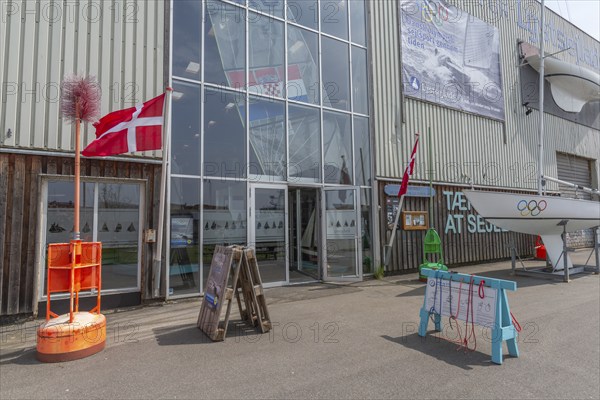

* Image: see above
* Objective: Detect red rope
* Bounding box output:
[478,279,486,299]
[510,311,522,332]
[449,278,464,346]
[459,276,477,353]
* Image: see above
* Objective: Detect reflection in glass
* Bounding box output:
[287,0,318,30]
[289,188,320,283]
[321,0,348,40]
[288,104,321,182]
[205,0,245,87]
[249,96,286,180]
[249,0,284,18]
[360,189,372,274]
[325,189,358,278]
[287,26,319,105]
[46,182,94,245]
[353,116,371,187]
[204,87,246,178]
[253,188,286,283]
[349,0,367,46]
[202,180,247,288]
[170,177,201,296]
[249,13,285,99]
[171,81,201,176]
[352,46,369,114]
[323,111,353,185]
[322,37,350,110]
[98,183,140,290]
[172,1,201,80]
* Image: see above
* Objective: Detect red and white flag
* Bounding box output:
[82,93,165,157]
[398,134,420,196]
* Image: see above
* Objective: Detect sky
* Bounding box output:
[545,0,600,41]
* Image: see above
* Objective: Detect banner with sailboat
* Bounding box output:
[400,0,505,121]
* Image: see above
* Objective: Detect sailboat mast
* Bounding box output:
[537,0,546,195]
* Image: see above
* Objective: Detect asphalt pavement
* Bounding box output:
[1,250,599,399]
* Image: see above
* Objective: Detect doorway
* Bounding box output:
[289,188,321,283]
[249,184,288,286]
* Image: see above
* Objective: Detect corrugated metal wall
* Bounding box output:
[379,182,535,273]
[556,152,593,200]
[371,0,600,191]
[0,152,161,317]
[0,0,165,157]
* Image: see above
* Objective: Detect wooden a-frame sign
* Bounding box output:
[197,245,271,341]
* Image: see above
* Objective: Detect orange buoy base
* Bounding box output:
[36,312,106,363]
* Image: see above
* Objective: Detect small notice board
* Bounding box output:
[425,277,497,328]
[402,211,429,231]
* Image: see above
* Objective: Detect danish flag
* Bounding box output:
[398,134,420,196]
[82,93,165,157]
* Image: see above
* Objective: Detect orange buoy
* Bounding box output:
[37,312,106,363]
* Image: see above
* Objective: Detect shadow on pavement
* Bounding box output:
[0,348,39,366]
[153,320,263,346]
[395,285,426,298]
[382,333,498,371]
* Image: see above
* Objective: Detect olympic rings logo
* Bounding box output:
[517,199,547,217]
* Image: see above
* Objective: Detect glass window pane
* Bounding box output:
[288,104,321,182]
[352,46,369,114]
[360,188,372,274]
[205,0,245,88]
[287,0,318,30]
[287,26,319,105]
[253,188,286,283]
[171,81,201,176]
[353,116,371,186]
[204,87,246,178]
[202,180,247,288]
[170,177,201,296]
[321,0,348,40]
[249,13,285,98]
[46,181,93,245]
[322,37,350,110]
[349,0,366,46]
[323,111,352,185]
[45,181,94,295]
[325,189,358,278]
[98,183,140,291]
[249,0,284,18]
[173,1,201,80]
[249,96,286,180]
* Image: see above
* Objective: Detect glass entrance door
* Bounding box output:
[249,184,288,286]
[289,188,320,283]
[322,188,361,281]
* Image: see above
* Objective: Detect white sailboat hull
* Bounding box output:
[464,191,600,270]
[463,191,600,235]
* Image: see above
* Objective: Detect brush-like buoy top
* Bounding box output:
[60,74,101,123]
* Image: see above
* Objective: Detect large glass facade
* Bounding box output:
[170,0,371,296]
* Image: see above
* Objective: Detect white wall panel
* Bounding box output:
[0,0,165,158]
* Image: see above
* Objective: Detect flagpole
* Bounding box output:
[384,194,406,267]
[153,88,172,298]
[383,133,419,267]
[74,99,81,241]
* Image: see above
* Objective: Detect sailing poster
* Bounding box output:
[400,0,505,121]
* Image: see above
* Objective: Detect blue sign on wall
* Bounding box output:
[384,185,435,197]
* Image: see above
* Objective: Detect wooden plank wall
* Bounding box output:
[379,182,536,273]
[0,153,160,317]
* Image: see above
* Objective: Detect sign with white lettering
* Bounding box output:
[442,191,506,234]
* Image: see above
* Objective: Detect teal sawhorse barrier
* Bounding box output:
[418,268,519,365]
